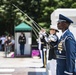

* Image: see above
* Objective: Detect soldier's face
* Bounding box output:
[50,29,56,34]
[57,21,69,32]
[57,21,66,30]
[8,37,11,40]
[21,33,23,36]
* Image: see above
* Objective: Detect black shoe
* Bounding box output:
[40,66,45,68]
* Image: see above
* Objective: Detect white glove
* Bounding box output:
[43,48,46,52]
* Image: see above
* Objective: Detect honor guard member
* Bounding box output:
[18,32,26,55]
[47,25,59,60]
[56,14,76,75]
[39,28,47,68]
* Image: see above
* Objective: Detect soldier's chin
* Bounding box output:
[58,27,62,30]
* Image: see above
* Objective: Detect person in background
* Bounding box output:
[56,14,76,75]
[18,32,26,55]
[0,36,2,51]
[5,36,12,54]
[0,35,6,51]
[11,36,15,51]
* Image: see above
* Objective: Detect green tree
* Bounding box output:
[0,0,76,36]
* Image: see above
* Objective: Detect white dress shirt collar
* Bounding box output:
[61,29,68,36]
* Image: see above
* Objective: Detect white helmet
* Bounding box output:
[50,25,59,32]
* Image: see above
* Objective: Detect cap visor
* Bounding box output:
[58,20,66,23]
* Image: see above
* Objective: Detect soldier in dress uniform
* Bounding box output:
[47,25,59,60]
[18,32,26,55]
[56,14,76,75]
[38,28,47,68]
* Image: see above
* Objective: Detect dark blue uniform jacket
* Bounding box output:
[56,29,76,75]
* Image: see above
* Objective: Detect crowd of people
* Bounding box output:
[0,35,15,54]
